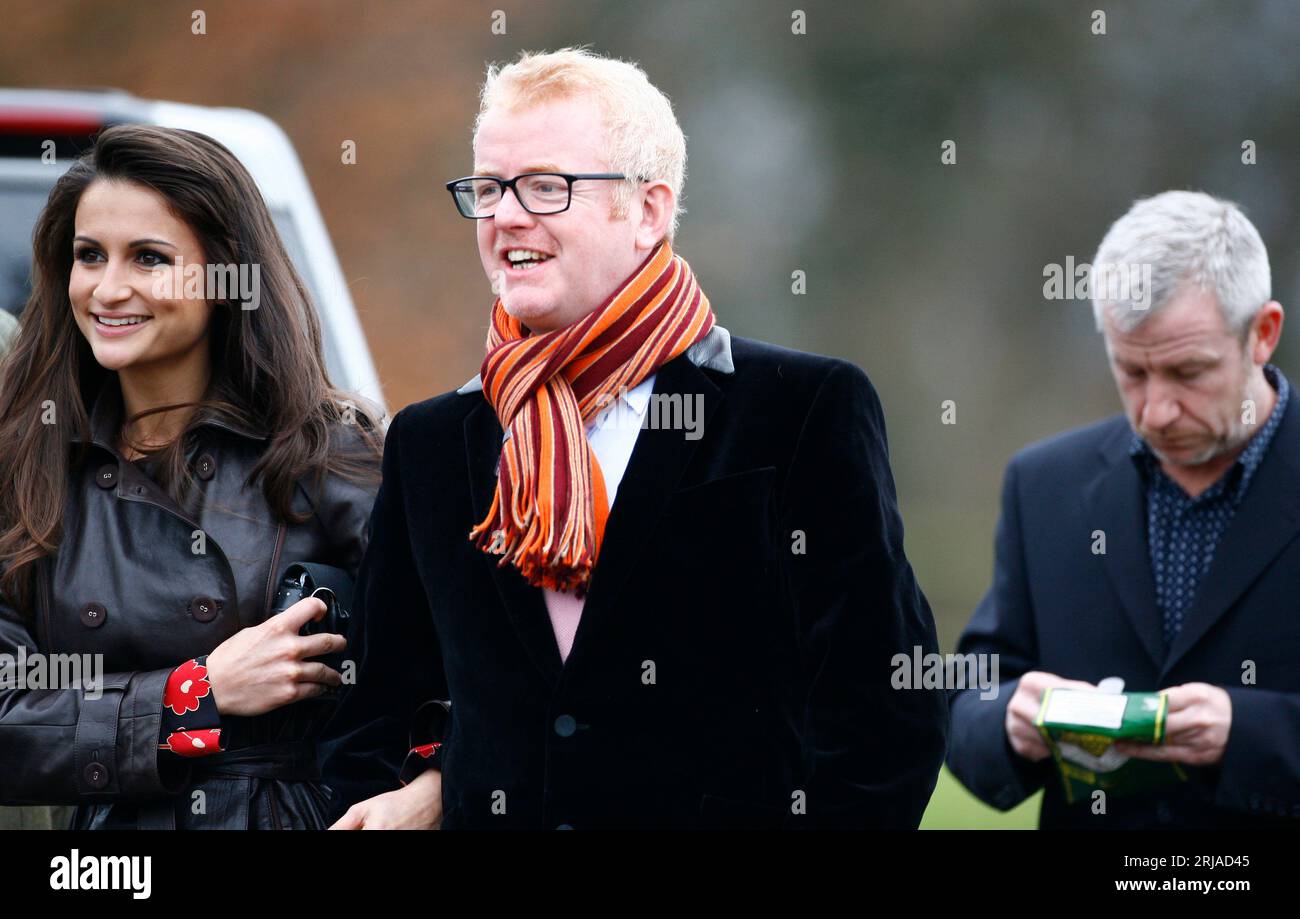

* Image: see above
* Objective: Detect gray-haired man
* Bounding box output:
[948,190,1299,828]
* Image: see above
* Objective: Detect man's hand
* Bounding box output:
[329,769,443,830]
[1005,671,1097,761]
[1115,683,1232,766]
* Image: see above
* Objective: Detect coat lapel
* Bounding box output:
[1162,397,1300,675]
[565,354,724,673]
[1083,424,1165,670]
[463,397,564,686]
[461,354,726,683]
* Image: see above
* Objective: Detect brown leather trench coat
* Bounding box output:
[0,380,378,829]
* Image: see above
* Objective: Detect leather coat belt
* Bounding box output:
[137,741,320,830]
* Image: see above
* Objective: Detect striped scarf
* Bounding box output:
[469,240,715,594]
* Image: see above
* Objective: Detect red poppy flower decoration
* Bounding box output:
[164,658,213,716]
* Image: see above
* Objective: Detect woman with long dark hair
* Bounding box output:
[0,124,383,829]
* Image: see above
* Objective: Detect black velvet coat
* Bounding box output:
[322,336,948,829]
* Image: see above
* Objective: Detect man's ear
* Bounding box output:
[634,180,675,250]
[1250,300,1285,365]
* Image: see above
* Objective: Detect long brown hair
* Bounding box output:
[0,124,383,615]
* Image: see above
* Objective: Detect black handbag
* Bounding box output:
[271,562,353,677]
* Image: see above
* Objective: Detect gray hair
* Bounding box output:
[1090,190,1271,336]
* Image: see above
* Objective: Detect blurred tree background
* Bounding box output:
[3,0,1296,827]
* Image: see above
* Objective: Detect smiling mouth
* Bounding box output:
[503,249,554,271]
[94,315,151,327]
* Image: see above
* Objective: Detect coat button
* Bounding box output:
[95,464,117,489]
[80,603,107,628]
[83,762,109,789]
[554,714,577,737]
[189,596,220,623]
[195,454,216,481]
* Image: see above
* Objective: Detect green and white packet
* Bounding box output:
[1034,680,1186,803]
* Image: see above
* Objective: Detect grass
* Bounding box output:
[919,766,1041,829]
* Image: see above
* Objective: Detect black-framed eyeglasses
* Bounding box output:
[445,172,630,218]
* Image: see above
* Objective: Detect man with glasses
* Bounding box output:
[448,172,630,220]
[322,47,946,830]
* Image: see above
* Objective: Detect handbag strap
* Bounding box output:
[281,562,354,612]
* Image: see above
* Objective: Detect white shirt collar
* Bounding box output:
[615,375,655,418]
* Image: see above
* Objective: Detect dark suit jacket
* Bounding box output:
[321,335,947,829]
[948,397,1300,828]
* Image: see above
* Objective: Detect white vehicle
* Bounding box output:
[0,88,383,409]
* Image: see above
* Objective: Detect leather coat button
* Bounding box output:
[195,454,216,481]
[80,603,107,628]
[189,596,220,623]
[83,762,109,789]
[554,714,577,737]
[95,465,117,489]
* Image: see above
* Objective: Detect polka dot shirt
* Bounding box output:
[1129,365,1290,651]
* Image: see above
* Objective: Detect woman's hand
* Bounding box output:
[330,769,443,830]
[205,597,346,717]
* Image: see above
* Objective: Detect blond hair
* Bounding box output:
[474,46,687,240]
